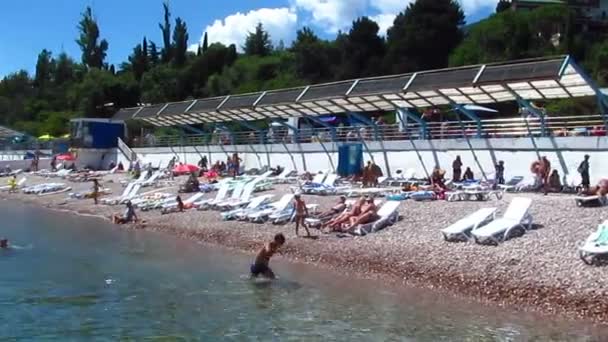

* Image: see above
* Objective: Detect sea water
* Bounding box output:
[0,201,605,341]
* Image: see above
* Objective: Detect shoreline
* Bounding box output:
[3,174,608,324]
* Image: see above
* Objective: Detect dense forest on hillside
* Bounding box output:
[0,0,607,137]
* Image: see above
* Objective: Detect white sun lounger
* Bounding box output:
[247,194,294,223]
[575,194,608,207]
[221,194,274,221]
[141,170,163,186]
[196,183,231,209]
[472,197,533,244]
[120,184,141,203]
[441,207,498,241]
[269,169,295,183]
[101,182,136,205]
[163,192,206,209]
[212,180,249,210]
[498,176,524,192]
[217,178,267,211]
[579,221,608,265]
[349,201,401,236]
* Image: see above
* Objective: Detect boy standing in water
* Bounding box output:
[0,238,8,248]
[293,194,311,237]
[250,233,286,279]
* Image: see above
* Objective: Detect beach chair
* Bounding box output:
[120,184,141,203]
[305,174,342,195]
[141,170,162,186]
[349,201,401,236]
[498,176,524,192]
[441,207,498,241]
[574,194,608,207]
[247,194,294,223]
[217,178,267,211]
[221,195,274,221]
[269,169,295,184]
[196,183,231,210]
[211,180,249,210]
[161,192,206,214]
[471,197,533,244]
[101,182,136,205]
[579,221,608,265]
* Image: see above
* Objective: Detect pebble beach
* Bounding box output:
[2,172,608,324]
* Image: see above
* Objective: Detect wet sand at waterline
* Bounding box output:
[2,173,608,324]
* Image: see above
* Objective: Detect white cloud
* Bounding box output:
[458,0,496,16]
[370,13,396,36]
[291,0,368,33]
[190,7,298,52]
[370,0,412,14]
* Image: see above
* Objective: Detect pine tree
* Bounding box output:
[172,17,189,66]
[76,6,109,69]
[142,37,149,67]
[243,23,273,56]
[148,41,160,65]
[34,49,54,89]
[159,1,172,63]
[202,32,209,52]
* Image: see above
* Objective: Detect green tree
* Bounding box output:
[128,43,148,81]
[54,53,78,85]
[172,17,189,66]
[76,6,109,69]
[202,32,209,52]
[291,27,332,82]
[496,0,511,13]
[385,0,465,73]
[148,41,160,65]
[159,1,172,63]
[588,40,608,86]
[340,17,385,78]
[243,23,273,56]
[450,5,574,66]
[34,49,54,89]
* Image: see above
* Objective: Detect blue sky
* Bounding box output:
[0,0,495,77]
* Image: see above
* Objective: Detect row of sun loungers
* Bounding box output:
[0,177,26,191]
[22,183,71,195]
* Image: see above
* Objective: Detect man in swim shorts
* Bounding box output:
[250,233,285,279]
[318,196,347,220]
[1,238,8,248]
[112,201,138,224]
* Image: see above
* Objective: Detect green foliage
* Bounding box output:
[172,18,189,66]
[340,17,385,79]
[385,0,465,73]
[244,23,273,56]
[496,0,511,13]
[450,5,575,66]
[76,7,109,69]
[159,1,172,63]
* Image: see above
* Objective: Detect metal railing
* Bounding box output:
[134,114,608,148]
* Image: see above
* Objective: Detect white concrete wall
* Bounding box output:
[89,136,608,184]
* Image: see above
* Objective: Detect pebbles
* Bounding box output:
[4,174,608,322]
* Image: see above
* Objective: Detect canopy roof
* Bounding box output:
[0,125,25,139]
[114,55,600,127]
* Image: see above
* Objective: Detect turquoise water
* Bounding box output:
[0,202,605,341]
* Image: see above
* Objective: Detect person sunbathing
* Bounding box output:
[317,196,347,220]
[323,197,365,231]
[578,179,608,197]
[343,197,379,230]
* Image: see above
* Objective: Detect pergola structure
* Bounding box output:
[113,55,608,133]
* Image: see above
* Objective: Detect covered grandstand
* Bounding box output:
[113,55,606,139]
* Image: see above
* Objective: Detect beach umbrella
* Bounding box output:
[173,163,200,174]
[38,134,55,140]
[56,153,76,161]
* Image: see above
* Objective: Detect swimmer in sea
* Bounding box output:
[1,238,8,248]
[250,233,285,279]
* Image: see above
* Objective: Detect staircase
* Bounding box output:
[117,137,137,162]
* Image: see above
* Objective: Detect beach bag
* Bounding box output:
[387,193,408,201]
